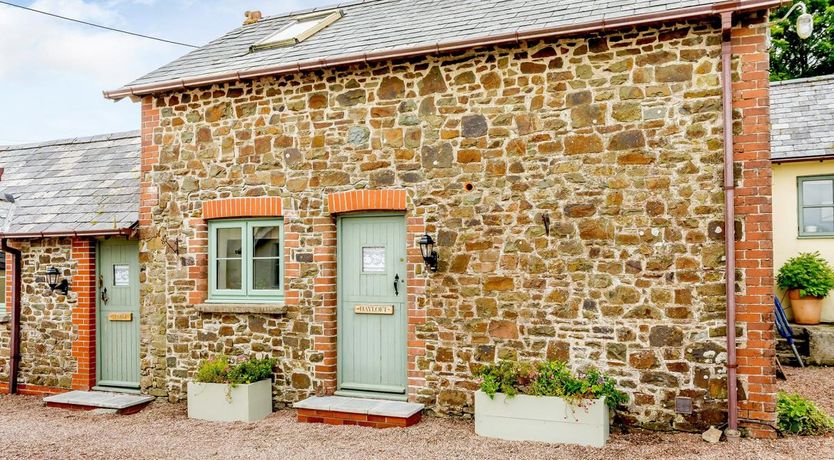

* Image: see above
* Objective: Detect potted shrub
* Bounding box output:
[187,355,276,422]
[777,252,834,325]
[474,360,626,447]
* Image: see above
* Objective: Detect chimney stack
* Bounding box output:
[243,10,262,25]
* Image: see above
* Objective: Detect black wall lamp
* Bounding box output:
[418,233,439,272]
[45,266,70,295]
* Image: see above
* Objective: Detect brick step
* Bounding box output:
[295,396,423,428]
[43,390,154,415]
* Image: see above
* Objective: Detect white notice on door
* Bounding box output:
[113,264,130,286]
[362,247,385,272]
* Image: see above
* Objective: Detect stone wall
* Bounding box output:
[0,237,98,394]
[139,16,771,430]
[0,239,76,390]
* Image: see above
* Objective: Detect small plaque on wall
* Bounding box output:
[108,312,133,321]
[354,304,394,315]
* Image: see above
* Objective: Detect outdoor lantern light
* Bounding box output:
[784,2,814,40]
[45,266,69,295]
[418,233,438,272]
[763,1,814,48]
[796,7,814,39]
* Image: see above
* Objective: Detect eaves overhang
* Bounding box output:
[103,0,785,101]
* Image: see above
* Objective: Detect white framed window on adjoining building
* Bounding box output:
[798,175,834,237]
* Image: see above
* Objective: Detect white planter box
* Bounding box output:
[187,379,273,422]
[474,390,609,447]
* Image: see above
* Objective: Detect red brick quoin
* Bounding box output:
[70,238,97,391]
[731,13,776,439]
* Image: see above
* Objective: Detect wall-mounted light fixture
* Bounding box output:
[763,1,815,48]
[789,2,815,39]
[45,266,70,295]
[418,233,438,272]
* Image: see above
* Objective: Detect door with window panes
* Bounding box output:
[209,219,283,302]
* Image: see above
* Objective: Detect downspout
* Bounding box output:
[1,239,21,394]
[719,11,739,433]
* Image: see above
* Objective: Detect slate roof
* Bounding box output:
[0,131,140,235]
[120,0,768,91]
[771,74,834,161]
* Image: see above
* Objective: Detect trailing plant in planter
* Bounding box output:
[475,360,626,447]
[777,252,834,324]
[479,360,627,409]
[194,355,277,386]
[777,391,834,436]
[188,355,277,422]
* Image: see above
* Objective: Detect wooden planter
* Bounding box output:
[474,390,609,447]
[187,379,273,422]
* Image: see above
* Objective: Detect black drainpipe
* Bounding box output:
[2,239,21,394]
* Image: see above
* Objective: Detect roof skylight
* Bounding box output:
[252,10,342,50]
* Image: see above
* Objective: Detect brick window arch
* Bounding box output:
[327,190,406,214]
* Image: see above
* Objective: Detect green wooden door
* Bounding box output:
[97,239,140,388]
[338,215,407,397]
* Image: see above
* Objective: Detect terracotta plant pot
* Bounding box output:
[789,289,824,325]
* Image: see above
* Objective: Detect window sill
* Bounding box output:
[192,303,287,315]
[0,313,9,324]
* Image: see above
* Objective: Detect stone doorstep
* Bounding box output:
[295,396,424,428]
[43,391,154,415]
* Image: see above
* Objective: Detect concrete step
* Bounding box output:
[295,396,423,428]
[44,390,154,415]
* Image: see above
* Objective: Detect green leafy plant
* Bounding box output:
[194,355,232,384]
[770,0,834,81]
[777,391,834,435]
[478,360,627,410]
[777,252,834,298]
[194,355,276,385]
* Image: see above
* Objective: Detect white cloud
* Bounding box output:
[0,0,333,143]
[0,0,171,85]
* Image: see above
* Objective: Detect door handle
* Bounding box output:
[99,275,109,305]
[394,274,399,296]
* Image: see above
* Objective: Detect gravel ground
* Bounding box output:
[0,368,831,460]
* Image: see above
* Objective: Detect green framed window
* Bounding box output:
[208,218,284,302]
[798,175,834,237]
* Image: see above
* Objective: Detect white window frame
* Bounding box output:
[251,10,342,51]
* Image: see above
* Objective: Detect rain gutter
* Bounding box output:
[103,0,784,100]
[0,227,135,239]
[771,154,834,164]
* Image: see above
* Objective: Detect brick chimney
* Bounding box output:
[243,10,262,25]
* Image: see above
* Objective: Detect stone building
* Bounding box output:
[1,0,779,437]
[0,132,140,394]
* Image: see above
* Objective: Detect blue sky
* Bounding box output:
[0,0,333,143]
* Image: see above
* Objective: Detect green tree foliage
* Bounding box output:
[770,0,834,81]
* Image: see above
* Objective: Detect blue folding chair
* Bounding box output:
[775,296,804,368]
